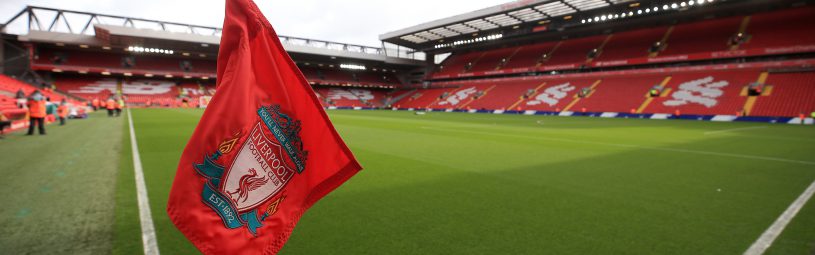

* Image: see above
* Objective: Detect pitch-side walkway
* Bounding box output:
[0,111,123,254]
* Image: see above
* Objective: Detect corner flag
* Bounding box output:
[166,0,362,253]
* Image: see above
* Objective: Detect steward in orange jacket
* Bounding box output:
[26,92,47,135]
[58,101,69,126]
[91,98,100,110]
[106,98,116,117]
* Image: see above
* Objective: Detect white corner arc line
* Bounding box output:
[743,179,815,255]
[128,109,161,255]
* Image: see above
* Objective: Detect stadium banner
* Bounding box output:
[166,0,362,253]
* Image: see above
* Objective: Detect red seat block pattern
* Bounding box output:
[751,72,815,117]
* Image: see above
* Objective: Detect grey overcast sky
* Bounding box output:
[0,0,510,47]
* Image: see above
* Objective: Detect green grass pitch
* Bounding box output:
[2,109,815,254]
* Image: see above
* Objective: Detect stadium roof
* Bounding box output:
[380,0,800,52]
[1,6,425,67]
[380,0,634,48]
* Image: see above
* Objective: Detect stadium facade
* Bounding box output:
[1,0,814,126]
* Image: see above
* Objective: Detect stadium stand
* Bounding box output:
[569,75,666,113]
[740,6,815,49]
[1,74,64,102]
[430,5,815,80]
[519,78,597,112]
[467,47,517,73]
[298,65,402,87]
[0,74,84,130]
[750,72,815,117]
[594,27,669,62]
[315,87,390,107]
[542,35,606,68]
[435,52,484,76]
[394,87,459,109]
[658,16,743,56]
[628,70,758,115]
[5,3,814,122]
[33,48,216,74]
[467,79,542,110]
[54,76,114,100]
[398,56,815,118]
[51,76,187,106]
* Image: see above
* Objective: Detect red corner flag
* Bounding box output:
[166,0,362,253]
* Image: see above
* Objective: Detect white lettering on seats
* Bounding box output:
[439,87,477,106]
[327,88,374,100]
[70,79,175,95]
[527,83,575,106]
[664,76,728,108]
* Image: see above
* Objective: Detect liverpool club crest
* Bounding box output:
[193,104,308,235]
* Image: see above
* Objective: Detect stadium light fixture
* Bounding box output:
[101,71,111,75]
[581,0,713,27]
[340,64,366,70]
[126,46,174,55]
[145,73,154,77]
[434,33,502,49]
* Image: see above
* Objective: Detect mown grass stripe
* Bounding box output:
[420,126,815,166]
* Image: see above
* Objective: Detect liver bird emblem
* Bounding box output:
[227,168,268,203]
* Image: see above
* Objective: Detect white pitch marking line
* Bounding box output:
[743,179,815,255]
[128,109,161,255]
[704,126,767,135]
